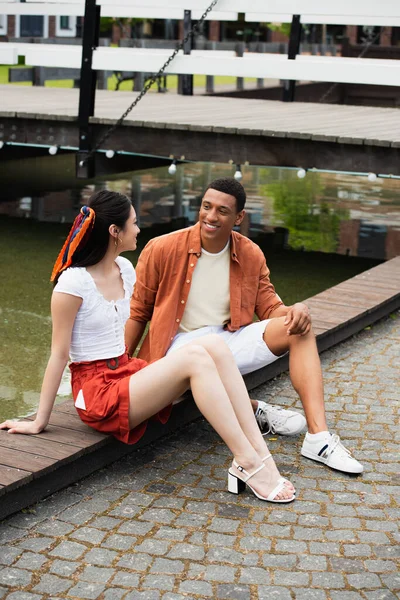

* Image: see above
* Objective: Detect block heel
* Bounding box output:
[228,471,246,494]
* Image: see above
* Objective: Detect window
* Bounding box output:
[60,16,70,30]
[0,15,6,35]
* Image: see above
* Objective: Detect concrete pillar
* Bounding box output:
[208,21,220,42]
[346,26,358,45]
[380,27,392,47]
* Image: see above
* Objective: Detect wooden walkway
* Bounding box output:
[1,256,399,521]
[1,86,400,174]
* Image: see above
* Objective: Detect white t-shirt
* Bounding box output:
[179,242,231,333]
[54,256,136,362]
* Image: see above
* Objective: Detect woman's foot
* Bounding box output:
[231,456,295,501]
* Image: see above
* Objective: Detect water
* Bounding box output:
[1,157,399,421]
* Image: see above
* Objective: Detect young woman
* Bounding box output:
[0,190,295,503]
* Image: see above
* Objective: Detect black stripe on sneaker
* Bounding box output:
[318,444,329,457]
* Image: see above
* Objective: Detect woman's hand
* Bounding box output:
[0,419,46,435]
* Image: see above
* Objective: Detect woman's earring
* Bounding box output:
[114,237,118,248]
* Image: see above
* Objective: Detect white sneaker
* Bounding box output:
[301,433,363,474]
[255,401,306,436]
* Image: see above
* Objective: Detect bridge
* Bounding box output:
[1,0,400,177]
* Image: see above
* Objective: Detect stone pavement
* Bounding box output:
[0,313,399,600]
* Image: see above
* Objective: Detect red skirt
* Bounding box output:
[69,352,172,444]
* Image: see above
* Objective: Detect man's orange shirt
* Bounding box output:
[129,222,283,363]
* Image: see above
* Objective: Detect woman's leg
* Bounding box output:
[128,344,293,500]
[180,335,294,493]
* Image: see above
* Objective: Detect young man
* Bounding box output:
[126,178,363,474]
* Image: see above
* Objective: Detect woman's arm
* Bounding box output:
[0,291,82,434]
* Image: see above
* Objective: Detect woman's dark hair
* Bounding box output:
[53,190,132,285]
[205,177,246,212]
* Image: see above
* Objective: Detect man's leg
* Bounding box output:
[263,317,363,474]
[262,318,326,433]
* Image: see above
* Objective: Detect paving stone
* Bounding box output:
[206,547,245,565]
[309,541,340,555]
[34,520,75,537]
[298,555,327,571]
[49,540,86,560]
[312,572,346,588]
[343,543,372,557]
[0,547,21,566]
[79,565,114,583]
[125,593,161,600]
[217,504,250,519]
[380,573,400,591]
[70,527,107,545]
[330,593,364,600]
[294,590,327,600]
[102,534,136,550]
[167,543,205,560]
[89,517,122,530]
[151,497,185,509]
[240,537,271,551]
[179,580,213,597]
[209,517,240,533]
[149,558,185,574]
[118,521,154,536]
[102,588,127,600]
[110,571,140,588]
[135,539,171,555]
[17,537,53,552]
[274,571,310,586]
[0,587,7,599]
[154,527,186,541]
[259,524,291,538]
[66,582,105,599]
[363,592,398,600]
[116,553,153,572]
[216,583,251,599]
[49,559,79,577]
[364,559,398,573]
[206,533,236,547]
[0,567,33,587]
[13,552,48,571]
[275,540,307,554]
[347,573,382,589]
[83,548,118,566]
[32,574,72,594]
[142,575,175,591]
[262,554,297,568]
[258,586,292,600]
[373,545,400,559]
[5,594,43,600]
[238,566,270,584]
[203,565,236,582]
[357,531,390,544]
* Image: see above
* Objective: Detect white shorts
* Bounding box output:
[167,320,280,376]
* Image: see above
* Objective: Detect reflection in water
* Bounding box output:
[0,159,399,421]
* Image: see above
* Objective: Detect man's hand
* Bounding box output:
[0,419,45,435]
[284,303,311,336]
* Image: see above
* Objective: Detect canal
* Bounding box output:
[0,155,399,421]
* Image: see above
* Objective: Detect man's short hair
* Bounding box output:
[205,177,246,213]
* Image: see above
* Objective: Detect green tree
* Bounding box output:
[266,172,349,253]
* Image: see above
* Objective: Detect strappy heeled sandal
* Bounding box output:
[262,453,296,496]
[228,460,296,504]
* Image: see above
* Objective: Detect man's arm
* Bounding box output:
[126,240,160,356]
[125,319,147,357]
[255,255,311,336]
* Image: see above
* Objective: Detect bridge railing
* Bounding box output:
[0,0,399,89]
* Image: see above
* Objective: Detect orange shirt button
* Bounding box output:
[181,300,185,304]
[170,337,173,341]
[190,263,194,267]
[186,279,190,284]
[176,318,180,323]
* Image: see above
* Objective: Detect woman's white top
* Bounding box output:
[53,256,135,362]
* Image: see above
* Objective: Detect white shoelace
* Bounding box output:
[257,406,288,436]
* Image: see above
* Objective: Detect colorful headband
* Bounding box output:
[50,205,95,281]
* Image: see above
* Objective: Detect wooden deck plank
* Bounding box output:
[0,465,32,488]
[0,430,85,460]
[0,256,399,520]
[0,447,56,473]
